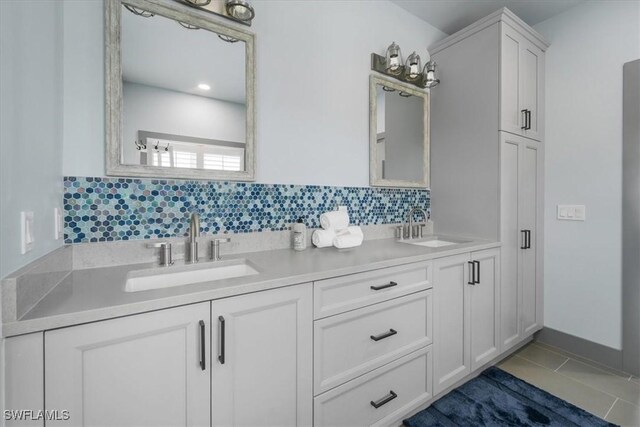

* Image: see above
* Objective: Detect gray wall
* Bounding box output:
[0,1,64,278]
[534,0,640,349]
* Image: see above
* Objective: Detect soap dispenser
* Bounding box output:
[292,218,307,251]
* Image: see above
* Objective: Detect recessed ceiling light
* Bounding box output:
[198,83,211,90]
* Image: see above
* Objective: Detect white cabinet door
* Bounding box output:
[500,134,522,351]
[500,132,544,351]
[500,23,524,136]
[211,284,313,427]
[5,333,44,427]
[520,40,544,141]
[520,141,544,337]
[433,253,471,395]
[470,248,501,371]
[45,303,211,427]
[500,23,544,141]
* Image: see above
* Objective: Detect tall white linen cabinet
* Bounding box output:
[429,8,548,356]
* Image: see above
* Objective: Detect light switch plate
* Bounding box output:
[21,211,34,254]
[54,207,63,240]
[557,204,586,221]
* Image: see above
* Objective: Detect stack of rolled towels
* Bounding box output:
[312,206,364,249]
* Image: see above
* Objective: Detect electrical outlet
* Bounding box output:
[557,204,586,221]
[21,211,34,254]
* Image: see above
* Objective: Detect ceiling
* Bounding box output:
[121,5,246,104]
[391,0,583,35]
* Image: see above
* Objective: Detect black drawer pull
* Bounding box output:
[199,320,206,371]
[371,281,398,291]
[370,328,397,341]
[474,260,480,284]
[370,390,398,409]
[218,316,226,364]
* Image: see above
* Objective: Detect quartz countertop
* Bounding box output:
[3,236,499,337]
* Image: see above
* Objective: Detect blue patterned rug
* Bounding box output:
[404,367,617,427]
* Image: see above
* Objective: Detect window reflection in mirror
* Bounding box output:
[375,84,425,183]
[121,4,247,173]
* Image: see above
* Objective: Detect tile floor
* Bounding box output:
[498,342,640,426]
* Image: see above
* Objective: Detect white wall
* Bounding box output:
[534,1,640,349]
[123,82,246,163]
[0,1,64,279]
[62,0,447,186]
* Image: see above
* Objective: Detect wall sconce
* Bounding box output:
[226,0,255,23]
[423,60,440,88]
[371,42,441,90]
[405,51,422,81]
[385,42,403,75]
[173,0,256,26]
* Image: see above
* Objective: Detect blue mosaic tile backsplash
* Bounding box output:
[63,177,430,244]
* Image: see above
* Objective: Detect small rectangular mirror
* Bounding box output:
[369,75,430,188]
[106,0,255,181]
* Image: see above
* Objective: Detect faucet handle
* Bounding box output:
[145,242,174,267]
[210,238,231,261]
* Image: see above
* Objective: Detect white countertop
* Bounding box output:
[3,237,499,337]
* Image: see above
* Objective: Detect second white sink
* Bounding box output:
[401,236,470,248]
[125,259,259,292]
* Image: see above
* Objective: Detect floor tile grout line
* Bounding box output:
[511,354,622,403]
[603,398,618,420]
[533,342,634,379]
[554,358,570,372]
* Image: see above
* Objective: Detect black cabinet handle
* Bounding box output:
[474,260,480,284]
[521,230,527,249]
[199,320,206,371]
[526,230,531,249]
[371,281,398,291]
[468,261,475,285]
[370,390,398,409]
[370,328,397,341]
[521,109,528,130]
[218,316,226,364]
[527,110,532,130]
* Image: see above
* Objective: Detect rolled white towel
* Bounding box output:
[333,228,364,249]
[312,229,336,248]
[337,226,363,239]
[320,208,349,231]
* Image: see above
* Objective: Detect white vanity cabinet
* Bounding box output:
[4,333,44,427]
[45,303,211,427]
[313,262,434,427]
[432,248,500,395]
[210,284,313,427]
[500,132,544,351]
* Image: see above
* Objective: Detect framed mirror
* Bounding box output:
[369,75,430,188]
[106,0,255,181]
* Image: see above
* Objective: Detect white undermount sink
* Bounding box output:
[124,259,259,292]
[401,236,470,248]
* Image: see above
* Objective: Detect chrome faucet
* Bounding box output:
[405,207,428,240]
[186,212,200,263]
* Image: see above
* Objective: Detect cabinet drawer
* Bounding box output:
[314,346,432,427]
[314,261,431,319]
[314,291,432,394]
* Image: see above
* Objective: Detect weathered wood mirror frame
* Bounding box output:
[369,75,430,188]
[105,0,256,181]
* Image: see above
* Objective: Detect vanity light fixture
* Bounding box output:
[225,0,255,23]
[423,60,440,88]
[123,4,154,17]
[385,42,403,75]
[371,43,441,90]
[183,0,212,6]
[177,21,200,29]
[198,83,211,90]
[405,51,421,81]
